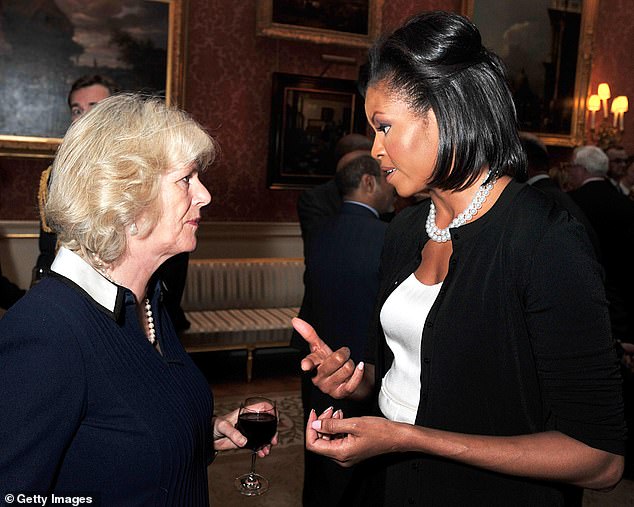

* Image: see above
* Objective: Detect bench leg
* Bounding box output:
[246,346,254,382]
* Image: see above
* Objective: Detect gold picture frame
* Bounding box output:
[0,0,188,159]
[267,73,367,189]
[462,0,598,147]
[256,0,383,48]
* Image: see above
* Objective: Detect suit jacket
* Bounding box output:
[297,179,395,259]
[293,201,388,506]
[531,176,602,261]
[292,202,388,361]
[296,179,341,259]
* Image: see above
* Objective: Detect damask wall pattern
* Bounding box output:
[186,0,366,221]
[0,158,49,221]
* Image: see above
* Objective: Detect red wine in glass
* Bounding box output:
[237,412,278,451]
[234,397,278,496]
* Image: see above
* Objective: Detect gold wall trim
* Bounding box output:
[256,0,384,48]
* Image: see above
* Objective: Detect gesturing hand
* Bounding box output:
[292,317,365,399]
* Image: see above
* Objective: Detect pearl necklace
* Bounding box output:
[143,298,157,346]
[97,266,157,347]
[425,172,495,243]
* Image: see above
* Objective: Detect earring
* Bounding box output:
[130,223,138,236]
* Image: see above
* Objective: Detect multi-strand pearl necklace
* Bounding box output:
[98,266,157,347]
[425,172,495,243]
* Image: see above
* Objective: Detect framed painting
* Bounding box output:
[256,0,383,48]
[0,0,188,158]
[267,72,368,189]
[462,0,598,147]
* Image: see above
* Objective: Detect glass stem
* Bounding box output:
[249,451,257,476]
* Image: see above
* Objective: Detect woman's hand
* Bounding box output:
[292,317,370,400]
[307,408,623,490]
[306,408,401,467]
[212,408,278,458]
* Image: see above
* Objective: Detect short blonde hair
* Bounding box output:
[46,93,217,265]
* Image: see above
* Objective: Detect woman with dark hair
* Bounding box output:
[293,11,625,505]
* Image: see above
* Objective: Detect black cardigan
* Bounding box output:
[365,180,626,506]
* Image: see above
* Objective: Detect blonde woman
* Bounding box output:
[0,94,274,504]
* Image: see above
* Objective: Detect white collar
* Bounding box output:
[51,247,122,316]
[526,174,550,185]
[581,177,607,186]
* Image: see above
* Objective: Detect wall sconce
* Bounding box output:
[587,82,628,149]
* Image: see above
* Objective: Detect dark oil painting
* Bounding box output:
[272,0,370,36]
[0,0,169,138]
[471,0,582,135]
[268,73,368,189]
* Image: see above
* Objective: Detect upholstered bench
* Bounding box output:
[179,258,304,381]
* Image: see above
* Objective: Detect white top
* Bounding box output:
[378,272,442,424]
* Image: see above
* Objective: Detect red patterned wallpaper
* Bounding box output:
[0,157,50,221]
[0,0,631,221]
[185,0,367,221]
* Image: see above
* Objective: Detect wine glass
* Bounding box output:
[234,396,278,496]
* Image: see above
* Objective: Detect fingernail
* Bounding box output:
[357,361,364,371]
[320,406,334,415]
[311,420,322,430]
[238,436,247,446]
[334,409,343,417]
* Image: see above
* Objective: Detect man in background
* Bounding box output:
[296,133,374,258]
[520,133,601,260]
[606,146,629,193]
[34,74,120,278]
[618,157,634,198]
[294,155,395,506]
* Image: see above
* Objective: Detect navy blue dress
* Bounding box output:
[0,249,213,505]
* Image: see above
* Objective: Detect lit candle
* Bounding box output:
[611,96,629,132]
[587,94,601,130]
[598,83,611,118]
